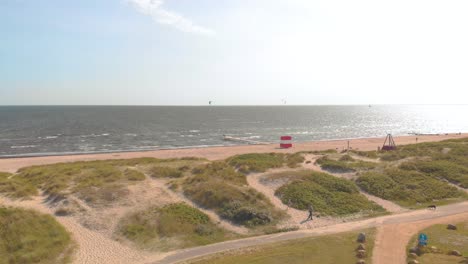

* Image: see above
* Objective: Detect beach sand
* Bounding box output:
[1,133,467,173]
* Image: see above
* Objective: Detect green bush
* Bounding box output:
[275,172,385,216]
[117,203,233,250]
[339,155,355,162]
[0,207,73,264]
[0,172,37,199]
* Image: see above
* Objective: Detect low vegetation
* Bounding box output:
[183,162,285,227]
[356,169,466,207]
[400,159,468,188]
[407,221,468,263]
[15,157,205,205]
[117,203,236,251]
[227,153,304,173]
[0,172,37,199]
[0,207,73,264]
[315,156,378,173]
[275,171,385,216]
[188,228,376,264]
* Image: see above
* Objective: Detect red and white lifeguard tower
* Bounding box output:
[280,136,293,149]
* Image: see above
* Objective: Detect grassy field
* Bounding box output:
[187,228,376,264]
[183,162,286,227]
[0,207,74,264]
[407,221,468,263]
[274,171,386,216]
[116,203,238,251]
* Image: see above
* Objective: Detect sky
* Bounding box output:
[1,0,468,105]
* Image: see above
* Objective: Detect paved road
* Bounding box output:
[151,201,468,264]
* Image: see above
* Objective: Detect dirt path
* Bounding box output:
[360,192,407,214]
[153,201,468,264]
[372,211,468,264]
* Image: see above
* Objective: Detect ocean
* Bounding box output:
[0,105,467,157]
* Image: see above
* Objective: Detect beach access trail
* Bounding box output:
[153,202,468,264]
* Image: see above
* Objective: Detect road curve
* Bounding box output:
[151,201,468,264]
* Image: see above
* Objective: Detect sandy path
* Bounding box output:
[1,134,466,173]
[151,178,249,235]
[0,195,167,264]
[361,192,407,214]
[153,201,468,264]
[372,212,468,264]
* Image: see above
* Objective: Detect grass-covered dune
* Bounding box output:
[407,221,468,263]
[187,228,376,264]
[0,207,73,264]
[183,162,286,227]
[350,137,468,207]
[117,203,237,251]
[227,153,304,173]
[356,169,466,207]
[274,171,385,216]
[315,155,378,173]
[14,157,205,205]
[0,172,37,199]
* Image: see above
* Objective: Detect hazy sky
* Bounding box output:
[1,0,468,105]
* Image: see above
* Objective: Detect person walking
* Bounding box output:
[306,204,314,221]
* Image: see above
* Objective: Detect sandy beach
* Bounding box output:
[1,133,467,173]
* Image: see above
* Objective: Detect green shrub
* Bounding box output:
[275,172,384,216]
[117,203,233,250]
[0,207,73,264]
[0,172,37,199]
[148,166,183,178]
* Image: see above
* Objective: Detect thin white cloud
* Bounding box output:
[128,0,214,35]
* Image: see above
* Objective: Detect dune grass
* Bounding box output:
[187,228,376,264]
[117,203,237,251]
[356,169,467,208]
[275,171,385,216]
[227,153,304,173]
[0,172,37,199]
[407,221,468,263]
[315,156,378,173]
[15,157,204,206]
[0,207,74,264]
[183,162,285,227]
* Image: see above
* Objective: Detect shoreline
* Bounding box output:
[1,133,467,173]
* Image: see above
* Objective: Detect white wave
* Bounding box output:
[10,145,37,149]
